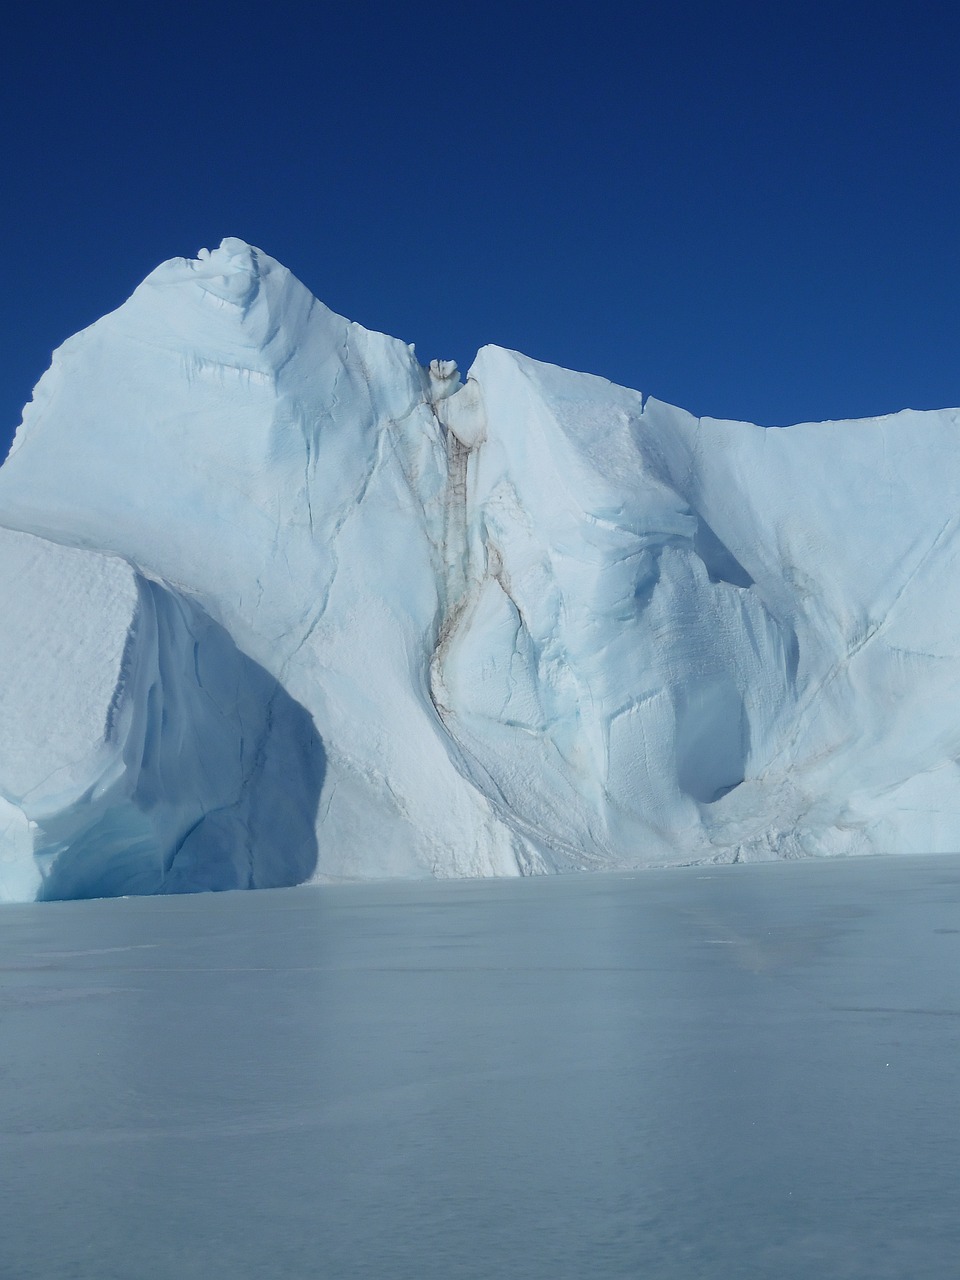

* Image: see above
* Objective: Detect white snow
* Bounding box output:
[1,237,959,900]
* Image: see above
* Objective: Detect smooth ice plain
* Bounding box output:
[2,854,959,1279]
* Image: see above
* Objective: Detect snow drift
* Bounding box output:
[2,238,959,901]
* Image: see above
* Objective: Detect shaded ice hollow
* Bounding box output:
[2,237,960,901]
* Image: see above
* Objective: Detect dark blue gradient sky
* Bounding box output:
[3,0,959,460]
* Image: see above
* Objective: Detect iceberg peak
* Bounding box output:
[188,237,263,306]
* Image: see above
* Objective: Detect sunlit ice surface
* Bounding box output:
[2,853,960,1279]
[7,240,960,898]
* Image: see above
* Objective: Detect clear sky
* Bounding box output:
[3,0,959,461]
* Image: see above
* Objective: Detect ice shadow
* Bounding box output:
[38,586,325,901]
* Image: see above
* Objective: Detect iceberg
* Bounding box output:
[2,237,959,901]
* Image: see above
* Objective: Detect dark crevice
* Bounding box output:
[693,517,754,589]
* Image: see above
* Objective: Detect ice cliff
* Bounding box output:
[2,238,960,901]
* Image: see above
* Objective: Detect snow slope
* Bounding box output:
[1,238,959,900]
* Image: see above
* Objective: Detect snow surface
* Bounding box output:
[2,237,960,899]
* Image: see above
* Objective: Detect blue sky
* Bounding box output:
[2,0,959,460]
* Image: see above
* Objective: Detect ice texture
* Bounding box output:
[2,237,960,900]
[0,527,323,899]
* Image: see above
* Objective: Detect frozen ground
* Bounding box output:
[2,854,959,1279]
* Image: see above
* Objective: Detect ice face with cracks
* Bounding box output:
[1,238,959,901]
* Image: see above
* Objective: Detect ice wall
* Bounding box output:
[2,237,959,901]
[0,527,323,899]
